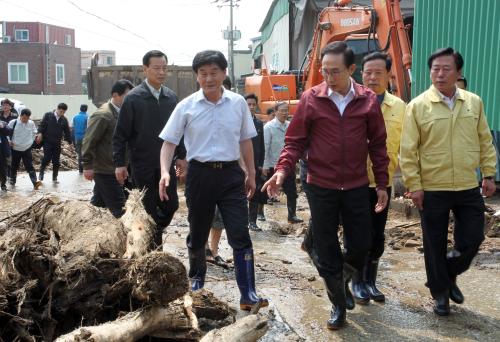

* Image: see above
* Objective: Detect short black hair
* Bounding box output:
[223,76,232,90]
[244,93,258,102]
[192,50,228,73]
[111,79,135,96]
[143,50,168,66]
[20,108,31,116]
[80,104,88,112]
[457,76,468,89]
[362,52,392,72]
[266,107,275,115]
[57,103,68,110]
[427,47,464,71]
[320,41,355,67]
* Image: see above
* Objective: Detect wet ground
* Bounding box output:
[2,170,500,341]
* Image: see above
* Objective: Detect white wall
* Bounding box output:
[4,94,96,123]
[262,15,289,72]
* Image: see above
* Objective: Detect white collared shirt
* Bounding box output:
[437,88,458,110]
[159,87,257,162]
[263,118,289,168]
[327,80,355,115]
[53,111,61,121]
[145,79,161,100]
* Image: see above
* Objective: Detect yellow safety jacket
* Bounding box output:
[368,91,405,187]
[400,85,496,191]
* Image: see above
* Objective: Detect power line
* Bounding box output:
[0,0,153,51]
[65,0,164,50]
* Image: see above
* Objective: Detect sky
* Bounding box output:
[0,0,273,65]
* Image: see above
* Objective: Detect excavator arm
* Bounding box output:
[302,0,412,102]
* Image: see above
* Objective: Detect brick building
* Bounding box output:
[0,21,81,94]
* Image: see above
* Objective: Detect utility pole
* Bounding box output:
[228,0,235,86]
[215,0,241,88]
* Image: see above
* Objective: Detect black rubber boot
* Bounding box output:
[287,196,303,223]
[257,203,266,221]
[39,166,45,181]
[323,273,347,330]
[433,291,450,316]
[343,263,356,310]
[364,258,385,302]
[188,248,207,291]
[234,248,269,311]
[248,202,262,231]
[351,270,370,305]
[52,166,59,182]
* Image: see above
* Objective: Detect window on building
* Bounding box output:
[8,62,29,84]
[56,64,65,84]
[106,56,113,65]
[65,34,72,46]
[14,29,29,41]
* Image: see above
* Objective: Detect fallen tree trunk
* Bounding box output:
[56,295,200,342]
[200,314,268,342]
[0,194,246,341]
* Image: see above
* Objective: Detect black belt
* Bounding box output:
[190,159,239,169]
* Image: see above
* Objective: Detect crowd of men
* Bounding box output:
[0,43,496,330]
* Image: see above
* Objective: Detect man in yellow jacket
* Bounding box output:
[348,52,405,304]
[400,47,496,316]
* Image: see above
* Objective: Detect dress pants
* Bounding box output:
[304,183,372,277]
[91,173,126,218]
[420,188,485,297]
[41,142,61,169]
[185,161,252,253]
[368,187,392,259]
[133,164,178,245]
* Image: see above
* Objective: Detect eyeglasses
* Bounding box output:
[321,68,348,76]
[150,66,168,73]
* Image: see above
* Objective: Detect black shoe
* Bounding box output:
[449,281,464,304]
[433,292,450,316]
[351,272,370,305]
[1,184,7,192]
[257,213,266,221]
[9,178,15,186]
[248,222,262,231]
[327,305,346,330]
[364,258,385,302]
[288,216,303,224]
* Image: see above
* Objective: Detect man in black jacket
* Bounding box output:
[113,50,187,247]
[37,103,72,182]
[244,93,266,231]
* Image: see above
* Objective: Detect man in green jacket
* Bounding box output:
[400,47,496,316]
[82,79,134,218]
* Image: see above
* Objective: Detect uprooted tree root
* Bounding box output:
[0,195,266,341]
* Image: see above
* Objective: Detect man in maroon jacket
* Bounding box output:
[263,42,389,330]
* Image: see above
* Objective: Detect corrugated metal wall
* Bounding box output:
[413,0,500,131]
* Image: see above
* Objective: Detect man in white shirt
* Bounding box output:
[263,102,303,224]
[7,108,41,189]
[158,50,268,311]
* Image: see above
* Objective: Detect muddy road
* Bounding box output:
[2,170,500,341]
